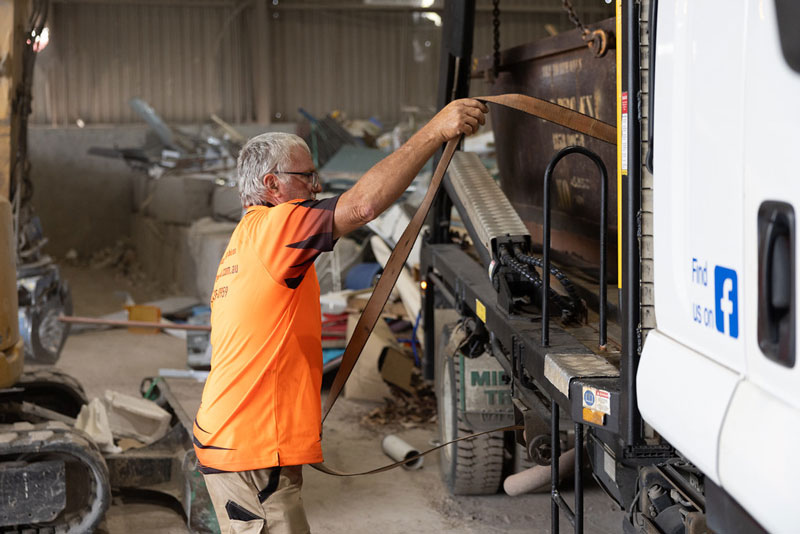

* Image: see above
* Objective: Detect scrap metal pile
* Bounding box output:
[89,98,243,181]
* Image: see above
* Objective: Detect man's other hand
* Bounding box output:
[428,98,489,144]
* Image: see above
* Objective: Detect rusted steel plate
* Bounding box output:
[477,19,617,272]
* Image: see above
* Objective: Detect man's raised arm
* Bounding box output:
[332,98,488,239]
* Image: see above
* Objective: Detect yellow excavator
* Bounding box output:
[0,199,23,389]
[3,193,111,533]
[0,2,112,532]
[1,8,217,532]
[0,0,24,390]
[0,122,110,533]
[2,194,213,534]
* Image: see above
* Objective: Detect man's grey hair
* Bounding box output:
[237,132,311,207]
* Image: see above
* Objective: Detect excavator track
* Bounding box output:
[0,421,110,533]
[13,369,88,418]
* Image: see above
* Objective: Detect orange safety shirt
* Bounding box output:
[194,195,339,472]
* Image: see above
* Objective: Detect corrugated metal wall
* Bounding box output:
[269,5,442,124]
[31,0,613,126]
[33,0,254,125]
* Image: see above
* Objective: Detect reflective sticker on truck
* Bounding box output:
[582,386,611,415]
[475,299,486,323]
[621,92,628,173]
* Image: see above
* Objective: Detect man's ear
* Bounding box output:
[262,173,282,205]
[263,173,280,192]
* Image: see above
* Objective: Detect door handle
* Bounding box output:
[757,201,795,368]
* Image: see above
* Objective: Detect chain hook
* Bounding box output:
[587,29,610,57]
[561,0,610,58]
[492,0,501,80]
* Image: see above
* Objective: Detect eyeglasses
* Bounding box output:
[276,170,320,189]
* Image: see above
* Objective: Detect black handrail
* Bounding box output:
[550,397,585,534]
[542,146,608,348]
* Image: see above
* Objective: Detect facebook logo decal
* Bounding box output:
[714,266,739,339]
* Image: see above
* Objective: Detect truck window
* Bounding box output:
[775,0,800,73]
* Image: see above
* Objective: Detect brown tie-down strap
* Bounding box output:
[321,137,461,424]
[314,94,615,476]
[311,424,523,476]
[479,93,616,144]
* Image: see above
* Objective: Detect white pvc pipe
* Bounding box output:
[381,435,424,470]
[503,447,576,496]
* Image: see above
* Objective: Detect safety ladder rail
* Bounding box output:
[551,398,585,534]
[541,145,609,534]
[542,145,609,348]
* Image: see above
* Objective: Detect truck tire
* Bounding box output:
[436,323,505,495]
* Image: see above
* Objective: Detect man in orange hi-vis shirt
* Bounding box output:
[194,98,487,534]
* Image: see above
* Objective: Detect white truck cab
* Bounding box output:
[638,1,800,531]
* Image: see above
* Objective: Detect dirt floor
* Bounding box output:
[50,265,625,533]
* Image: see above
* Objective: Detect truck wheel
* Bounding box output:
[436,323,505,495]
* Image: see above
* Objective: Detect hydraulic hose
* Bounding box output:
[497,245,580,321]
[512,245,582,317]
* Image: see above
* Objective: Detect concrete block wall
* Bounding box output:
[130,213,195,297]
[29,123,294,299]
[29,125,147,258]
[131,215,237,302]
[30,123,294,256]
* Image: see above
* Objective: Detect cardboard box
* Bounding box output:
[379,346,415,394]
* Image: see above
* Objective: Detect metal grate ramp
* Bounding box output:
[445,151,530,257]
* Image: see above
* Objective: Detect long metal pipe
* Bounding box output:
[271,4,610,14]
[504,448,575,496]
[551,397,560,534]
[52,0,234,6]
[549,404,584,534]
[59,315,210,331]
[381,435,424,470]
[423,0,475,381]
[622,0,643,446]
[574,422,584,534]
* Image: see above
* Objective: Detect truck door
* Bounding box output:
[714,2,800,532]
[738,0,799,424]
[638,0,749,482]
[649,0,749,373]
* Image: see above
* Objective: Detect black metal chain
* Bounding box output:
[513,246,582,318]
[492,0,501,78]
[498,245,582,322]
[562,0,590,40]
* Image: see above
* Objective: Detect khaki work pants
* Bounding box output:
[203,465,310,534]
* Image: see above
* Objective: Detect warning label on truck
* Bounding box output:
[582,386,611,415]
[620,92,628,173]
